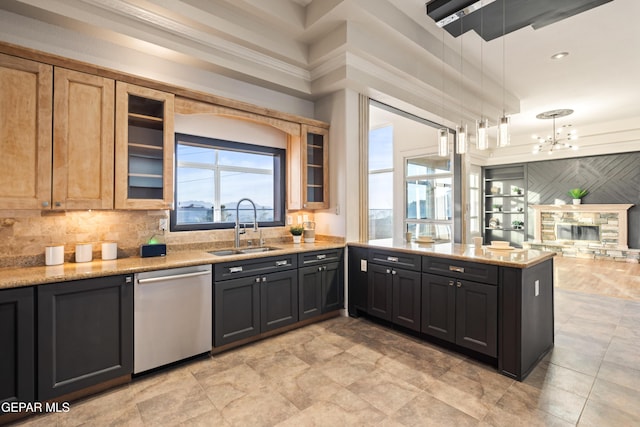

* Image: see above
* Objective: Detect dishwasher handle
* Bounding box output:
[137,270,211,285]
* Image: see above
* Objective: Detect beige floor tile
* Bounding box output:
[596,360,640,392]
[346,368,422,416]
[391,392,480,427]
[524,360,595,398]
[587,377,640,419]
[219,388,299,426]
[135,383,214,426]
[578,398,640,426]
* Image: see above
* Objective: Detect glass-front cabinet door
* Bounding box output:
[301,125,329,209]
[115,82,174,209]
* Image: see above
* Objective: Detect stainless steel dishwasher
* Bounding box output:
[134,264,212,374]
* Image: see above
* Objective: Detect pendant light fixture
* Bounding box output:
[438,25,450,157]
[476,0,489,150]
[439,128,451,157]
[497,0,510,147]
[455,14,467,154]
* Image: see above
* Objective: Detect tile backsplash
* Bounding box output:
[0,209,327,268]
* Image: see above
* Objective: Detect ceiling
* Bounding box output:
[1,0,638,160]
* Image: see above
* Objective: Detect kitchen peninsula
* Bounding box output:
[348,240,555,380]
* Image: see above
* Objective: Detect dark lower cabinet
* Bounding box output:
[367,263,393,321]
[455,279,497,357]
[391,269,421,331]
[260,270,298,332]
[298,250,344,321]
[422,273,497,357]
[214,276,260,346]
[421,273,455,341]
[0,287,35,410]
[215,269,299,346]
[298,263,343,320]
[37,275,133,401]
[368,263,421,331]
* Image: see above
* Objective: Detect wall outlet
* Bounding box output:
[159,218,168,231]
[287,215,293,225]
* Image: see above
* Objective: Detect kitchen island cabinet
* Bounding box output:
[348,240,555,380]
[37,275,133,400]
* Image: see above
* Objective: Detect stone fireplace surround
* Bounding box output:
[525,204,639,262]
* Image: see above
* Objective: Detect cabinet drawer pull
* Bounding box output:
[275,260,288,267]
[387,256,399,262]
[449,266,465,273]
[229,266,243,273]
[316,254,327,260]
[448,280,454,286]
[457,281,462,288]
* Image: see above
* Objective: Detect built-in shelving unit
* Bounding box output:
[483,165,527,247]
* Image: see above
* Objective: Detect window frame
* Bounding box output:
[170,133,286,232]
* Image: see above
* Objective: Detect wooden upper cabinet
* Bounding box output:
[0,53,52,210]
[115,82,174,210]
[53,68,114,210]
[301,125,329,209]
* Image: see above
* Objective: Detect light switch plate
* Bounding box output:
[360,259,367,272]
[534,280,540,296]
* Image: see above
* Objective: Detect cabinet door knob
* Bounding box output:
[386,269,391,274]
[55,201,62,207]
[391,270,397,275]
[318,266,323,272]
[456,281,462,288]
[262,277,267,282]
[448,280,454,286]
[255,277,261,283]
[42,201,49,207]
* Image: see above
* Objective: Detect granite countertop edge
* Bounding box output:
[0,242,345,290]
[348,240,556,268]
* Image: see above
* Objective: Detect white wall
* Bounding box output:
[314,89,361,241]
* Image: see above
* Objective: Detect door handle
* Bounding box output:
[229,266,243,273]
[317,254,327,260]
[137,270,211,284]
[449,266,465,273]
[387,256,399,262]
[275,260,288,267]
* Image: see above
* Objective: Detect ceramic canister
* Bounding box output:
[45,245,64,266]
[102,242,118,260]
[75,243,93,263]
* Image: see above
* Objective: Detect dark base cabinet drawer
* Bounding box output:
[423,257,498,285]
[369,249,421,271]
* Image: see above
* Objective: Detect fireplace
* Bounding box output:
[530,204,633,249]
[557,224,600,241]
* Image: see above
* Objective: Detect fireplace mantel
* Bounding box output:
[531,204,633,213]
[530,204,634,249]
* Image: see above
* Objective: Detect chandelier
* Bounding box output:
[532,109,578,154]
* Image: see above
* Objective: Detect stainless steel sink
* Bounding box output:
[238,246,281,254]
[209,246,281,256]
[209,249,239,256]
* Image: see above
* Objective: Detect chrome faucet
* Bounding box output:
[234,198,258,248]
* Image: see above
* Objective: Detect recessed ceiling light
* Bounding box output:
[551,52,569,60]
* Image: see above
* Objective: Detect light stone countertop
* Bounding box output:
[0,242,344,290]
[349,239,556,268]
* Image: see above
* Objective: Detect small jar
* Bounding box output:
[75,243,93,263]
